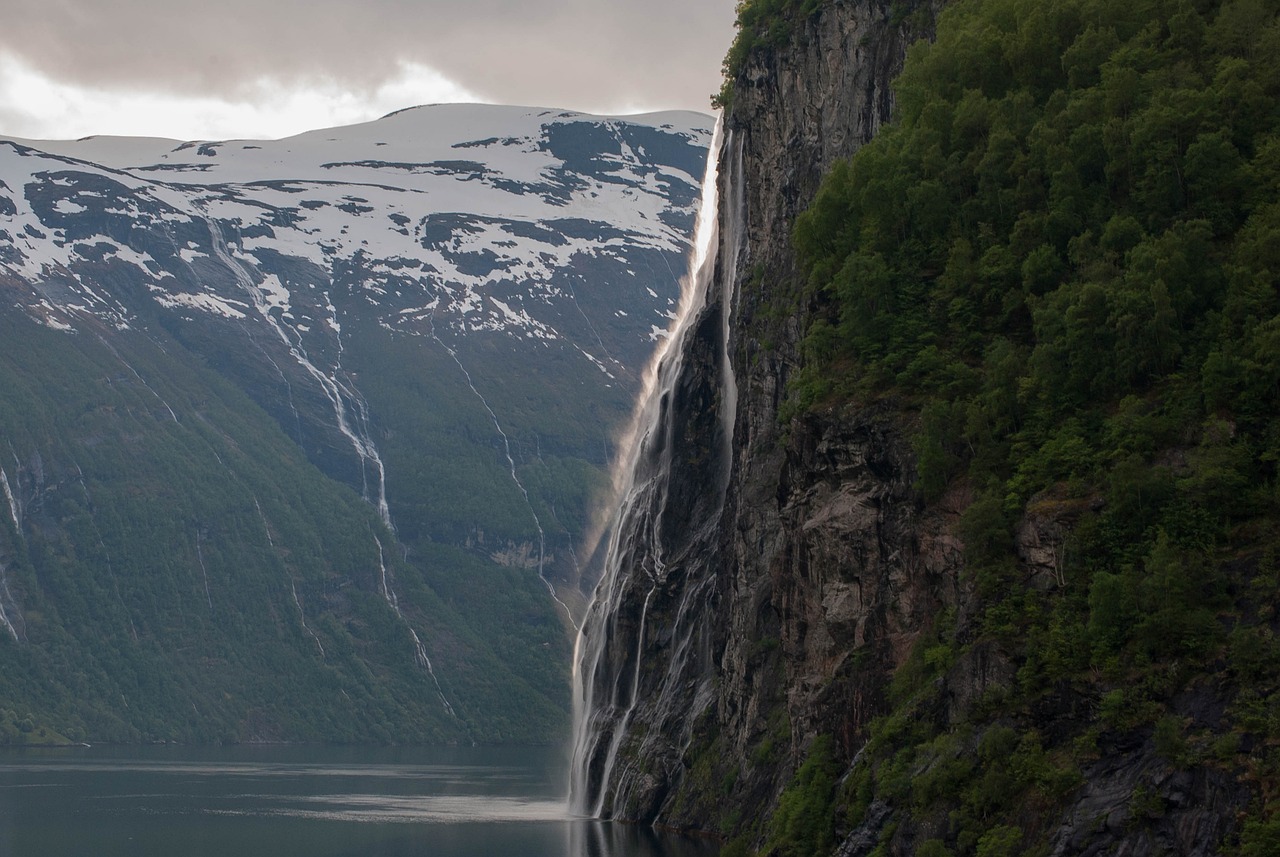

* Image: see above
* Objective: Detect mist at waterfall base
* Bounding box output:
[0,745,717,857]
[570,111,742,819]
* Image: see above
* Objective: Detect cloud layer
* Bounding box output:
[4,0,735,138]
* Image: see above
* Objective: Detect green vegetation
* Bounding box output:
[342,311,612,552]
[0,313,569,745]
[792,0,1280,670]
[765,735,840,857]
[728,0,1280,851]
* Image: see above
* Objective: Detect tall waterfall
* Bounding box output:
[569,115,745,819]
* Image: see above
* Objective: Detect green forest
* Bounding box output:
[727,0,1280,853]
[0,312,570,746]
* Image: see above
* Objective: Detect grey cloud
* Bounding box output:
[0,105,35,135]
[5,0,736,113]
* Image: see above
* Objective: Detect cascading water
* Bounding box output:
[202,212,463,723]
[0,466,22,640]
[425,311,578,630]
[1,467,19,535]
[254,496,327,659]
[569,116,746,819]
[93,334,179,423]
[202,214,393,528]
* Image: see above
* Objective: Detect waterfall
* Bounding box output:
[1,467,20,534]
[0,467,20,640]
[426,311,578,630]
[569,115,746,818]
[202,215,393,529]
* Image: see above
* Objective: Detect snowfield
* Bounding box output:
[0,104,711,351]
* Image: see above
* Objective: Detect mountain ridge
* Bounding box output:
[0,103,712,745]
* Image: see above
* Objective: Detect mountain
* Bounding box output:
[0,104,712,744]
[574,0,1280,855]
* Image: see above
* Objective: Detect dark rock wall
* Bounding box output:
[597,0,949,831]
[709,2,957,828]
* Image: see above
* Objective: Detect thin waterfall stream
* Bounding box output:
[201,212,462,721]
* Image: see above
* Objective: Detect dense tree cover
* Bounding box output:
[0,314,569,745]
[748,0,1280,852]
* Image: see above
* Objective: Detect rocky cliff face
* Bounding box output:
[592,1,1260,854]
[586,0,950,830]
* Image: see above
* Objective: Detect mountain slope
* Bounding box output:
[0,105,712,744]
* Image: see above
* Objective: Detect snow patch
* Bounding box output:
[155,291,249,319]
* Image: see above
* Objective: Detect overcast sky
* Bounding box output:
[1,0,736,141]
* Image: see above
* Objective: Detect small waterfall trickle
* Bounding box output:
[202,214,393,529]
[569,115,746,819]
[0,466,22,639]
[1,467,20,534]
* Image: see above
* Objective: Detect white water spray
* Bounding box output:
[569,115,739,817]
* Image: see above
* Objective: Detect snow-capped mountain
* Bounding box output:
[2,104,705,351]
[0,105,711,744]
[0,103,709,543]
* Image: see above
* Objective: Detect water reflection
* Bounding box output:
[568,819,718,857]
[0,745,719,857]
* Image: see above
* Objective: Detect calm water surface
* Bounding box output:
[0,745,720,857]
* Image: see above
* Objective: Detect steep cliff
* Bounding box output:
[578,0,952,830]
[586,0,1279,854]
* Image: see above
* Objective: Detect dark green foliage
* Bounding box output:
[0,314,567,744]
[1240,813,1280,857]
[791,0,1280,681]
[764,0,1280,850]
[975,826,1024,857]
[765,735,840,857]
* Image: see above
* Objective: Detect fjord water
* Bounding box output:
[0,745,718,856]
